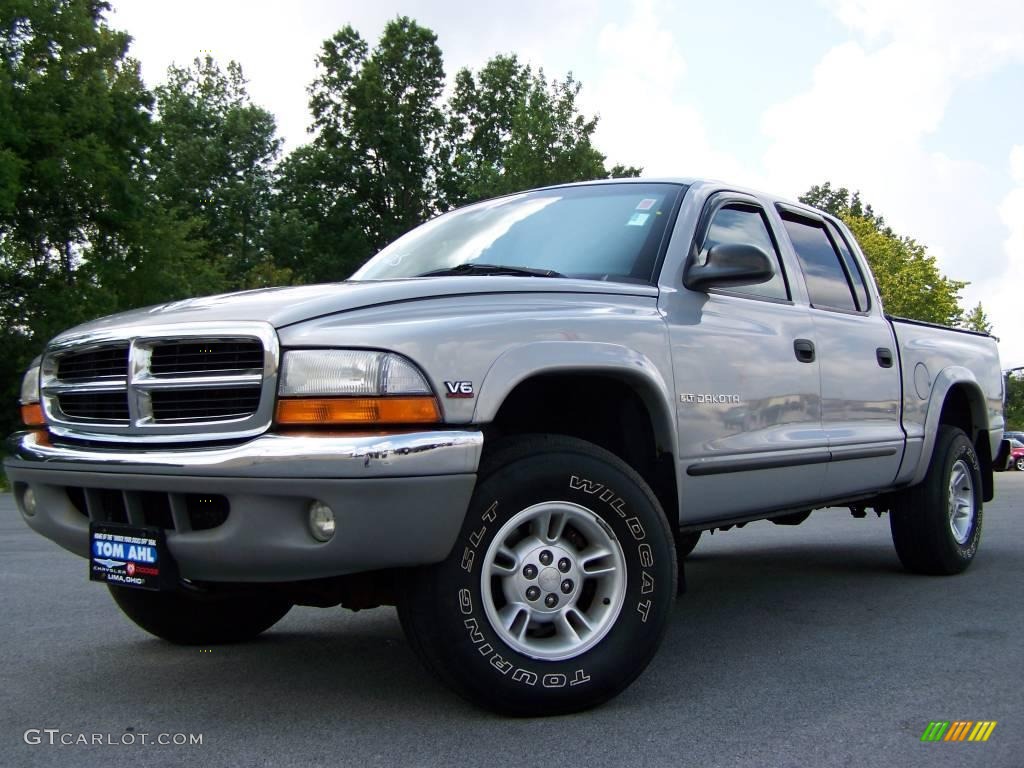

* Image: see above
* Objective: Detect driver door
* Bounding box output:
[660,192,828,523]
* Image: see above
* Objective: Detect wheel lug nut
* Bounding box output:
[544,593,558,608]
[526,586,541,601]
[557,557,571,573]
[561,579,573,594]
[539,550,553,566]
[523,564,538,579]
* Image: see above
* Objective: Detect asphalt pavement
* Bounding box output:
[2,474,1022,768]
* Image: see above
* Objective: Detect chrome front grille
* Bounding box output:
[40,322,279,443]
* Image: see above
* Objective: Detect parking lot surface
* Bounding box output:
[2,474,1022,768]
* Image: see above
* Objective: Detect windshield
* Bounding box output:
[352,183,685,283]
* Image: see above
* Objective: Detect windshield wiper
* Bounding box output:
[416,263,564,278]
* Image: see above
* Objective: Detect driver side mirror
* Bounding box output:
[684,242,775,291]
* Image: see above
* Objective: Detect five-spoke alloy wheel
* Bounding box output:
[481,501,627,661]
[398,435,676,716]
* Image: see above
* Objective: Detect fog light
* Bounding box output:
[308,501,336,542]
[22,488,37,517]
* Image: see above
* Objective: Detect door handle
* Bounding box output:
[794,339,815,363]
[876,347,894,368]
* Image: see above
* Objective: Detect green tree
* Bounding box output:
[442,54,638,205]
[1005,371,1024,431]
[0,0,158,438]
[271,18,446,283]
[800,183,983,328]
[962,302,992,334]
[151,55,285,288]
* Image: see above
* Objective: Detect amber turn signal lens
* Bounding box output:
[21,403,45,427]
[275,396,440,426]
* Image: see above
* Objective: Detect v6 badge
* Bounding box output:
[444,381,474,398]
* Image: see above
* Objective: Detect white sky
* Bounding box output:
[109,0,1024,368]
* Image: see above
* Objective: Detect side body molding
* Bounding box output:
[472,341,678,454]
[906,365,990,486]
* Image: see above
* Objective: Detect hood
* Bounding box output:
[52,277,660,340]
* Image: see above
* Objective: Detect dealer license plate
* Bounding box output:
[89,523,176,591]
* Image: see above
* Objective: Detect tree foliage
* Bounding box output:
[270,22,636,284]
[151,56,285,288]
[1005,372,1024,431]
[271,18,446,283]
[800,182,986,330]
[961,303,992,334]
[0,0,156,438]
[441,55,633,205]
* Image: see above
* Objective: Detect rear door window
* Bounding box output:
[826,221,870,311]
[780,214,858,312]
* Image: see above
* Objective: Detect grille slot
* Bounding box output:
[150,341,264,377]
[186,495,230,531]
[65,487,230,531]
[94,488,129,524]
[150,387,262,422]
[56,346,129,382]
[58,392,130,422]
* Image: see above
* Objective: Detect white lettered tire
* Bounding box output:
[889,425,983,575]
[398,435,677,715]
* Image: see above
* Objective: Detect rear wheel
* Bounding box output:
[889,426,983,575]
[1016,455,1024,472]
[109,585,292,645]
[398,435,676,716]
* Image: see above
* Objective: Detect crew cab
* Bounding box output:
[5,178,1007,715]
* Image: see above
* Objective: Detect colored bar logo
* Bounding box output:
[921,721,996,742]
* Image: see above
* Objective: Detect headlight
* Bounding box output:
[20,357,44,426]
[20,357,41,403]
[279,350,431,396]
[276,350,439,426]
[19,360,44,428]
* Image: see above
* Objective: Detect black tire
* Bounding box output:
[889,425,983,575]
[675,530,701,558]
[1016,455,1024,472]
[398,435,677,716]
[108,585,292,645]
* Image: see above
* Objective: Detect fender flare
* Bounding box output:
[472,341,677,453]
[909,365,990,486]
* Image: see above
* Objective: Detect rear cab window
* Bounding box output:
[778,210,866,312]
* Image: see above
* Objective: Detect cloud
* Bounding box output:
[986,148,1024,368]
[582,0,752,184]
[759,0,1024,364]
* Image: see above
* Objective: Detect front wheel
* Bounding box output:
[398,435,677,716]
[889,425,983,575]
[109,585,292,645]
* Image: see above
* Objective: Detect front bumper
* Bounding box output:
[4,430,483,582]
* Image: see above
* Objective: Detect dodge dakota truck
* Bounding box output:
[5,178,1008,715]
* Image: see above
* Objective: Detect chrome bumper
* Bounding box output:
[6,429,483,478]
[4,430,483,582]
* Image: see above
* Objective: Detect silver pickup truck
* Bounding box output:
[5,178,1009,715]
